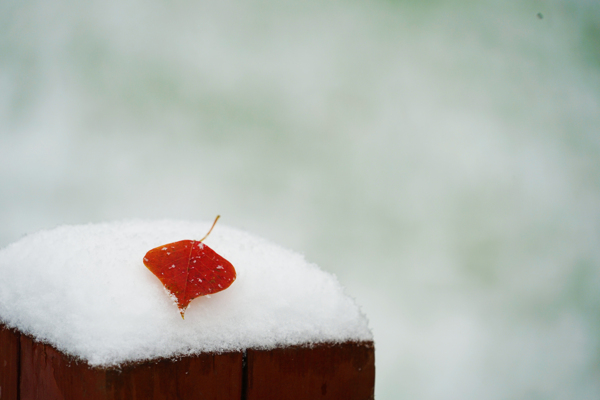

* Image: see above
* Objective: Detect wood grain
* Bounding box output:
[3,322,374,400]
[0,324,20,400]
[19,335,243,400]
[245,341,375,400]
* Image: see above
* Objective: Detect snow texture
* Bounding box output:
[0,220,372,366]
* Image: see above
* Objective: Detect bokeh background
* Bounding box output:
[2,0,600,398]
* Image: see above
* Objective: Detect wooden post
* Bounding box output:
[17,333,243,400]
[0,324,20,400]
[245,342,375,400]
[1,324,375,400]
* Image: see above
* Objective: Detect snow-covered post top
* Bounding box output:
[0,220,372,367]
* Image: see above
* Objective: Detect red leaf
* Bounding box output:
[143,240,236,318]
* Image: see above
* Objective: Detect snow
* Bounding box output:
[0,220,372,366]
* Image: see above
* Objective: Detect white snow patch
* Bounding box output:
[0,220,372,366]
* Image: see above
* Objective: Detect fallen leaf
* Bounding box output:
[143,217,236,318]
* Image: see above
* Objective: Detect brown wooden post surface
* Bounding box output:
[19,334,243,400]
[0,324,20,400]
[3,322,375,400]
[245,341,375,400]
[104,351,243,400]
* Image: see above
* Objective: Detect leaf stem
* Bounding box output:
[199,215,220,243]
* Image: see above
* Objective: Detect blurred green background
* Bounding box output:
[1,0,600,398]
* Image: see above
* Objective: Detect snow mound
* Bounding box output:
[0,220,372,366]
